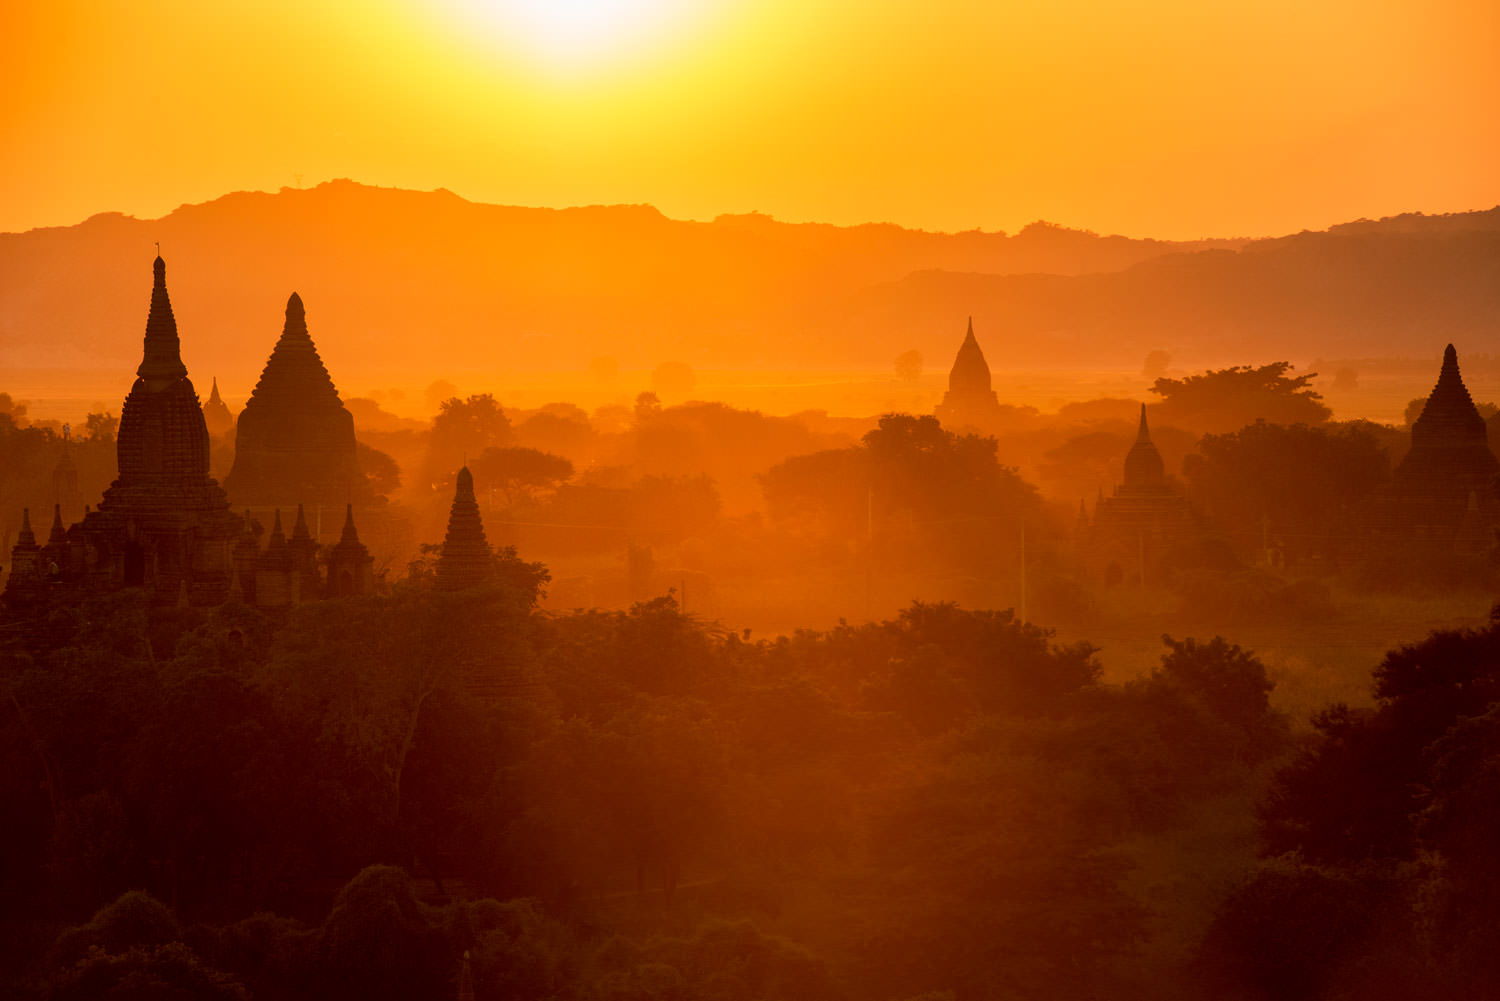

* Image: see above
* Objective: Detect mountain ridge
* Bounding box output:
[2,180,1496,394]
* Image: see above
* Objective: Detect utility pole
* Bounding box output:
[1138,529,1146,589]
[1020,523,1027,625]
[866,486,874,623]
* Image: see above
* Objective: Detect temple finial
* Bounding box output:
[139,254,187,381]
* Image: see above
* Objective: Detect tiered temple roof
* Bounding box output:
[1086,406,1196,584]
[26,256,242,605]
[1375,344,1500,541]
[436,466,494,591]
[223,293,373,507]
[935,318,1005,431]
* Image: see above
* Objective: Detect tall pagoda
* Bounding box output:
[224,292,373,508]
[6,256,242,606]
[436,466,493,591]
[934,318,1005,431]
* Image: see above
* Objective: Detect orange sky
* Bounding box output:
[2,0,1497,239]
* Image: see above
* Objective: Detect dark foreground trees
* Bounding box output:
[1197,618,1500,1000]
[1,586,1300,1001]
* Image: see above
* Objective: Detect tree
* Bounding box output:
[894,349,922,382]
[634,391,662,424]
[1181,420,1388,562]
[424,394,513,489]
[84,411,118,444]
[471,447,574,507]
[1151,362,1331,432]
[357,442,401,498]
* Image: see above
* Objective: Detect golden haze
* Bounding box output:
[2,0,1497,238]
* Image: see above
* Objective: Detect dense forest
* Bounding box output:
[6,567,1500,998]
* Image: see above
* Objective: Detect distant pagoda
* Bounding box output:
[223,292,373,508]
[6,256,242,606]
[436,466,493,591]
[203,377,235,436]
[1371,344,1500,544]
[1085,405,1196,585]
[934,317,1005,431]
[327,504,375,597]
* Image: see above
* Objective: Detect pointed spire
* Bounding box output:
[209,377,223,405]
[291,503,313,544]
[947,316,993,395]
[1122,405,1166,490]
[137,255,188,384]
[17,508,37,548]
[339,503,360,545]
[47,505,67,546]
[436,466,494,591]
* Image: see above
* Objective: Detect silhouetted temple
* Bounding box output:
[203,377,234,436]
[1369,344,1500,546]
[327,504,375,598]
[6,257,242,605]
[934,317,1005,431]
[4,258,382,609]
[1084,405,1196,585]
[223,292,373,508]
[436,466,493,591]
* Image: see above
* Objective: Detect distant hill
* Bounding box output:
[0,180,1496,396]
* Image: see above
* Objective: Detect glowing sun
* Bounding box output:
[452,0,704,71]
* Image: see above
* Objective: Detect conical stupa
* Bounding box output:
[224,293,373,507]
[436,467,493,591]
[1087,403,1195,585]
[203,377,235,436]
[1377,344,1500,540]
[935,317,1005,430]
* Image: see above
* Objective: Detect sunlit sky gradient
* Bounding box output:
[3,0,1497,238]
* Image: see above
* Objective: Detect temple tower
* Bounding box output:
[326,504,375,597]
[1088,406,1196,584]
[6,509,42,592]
[288,504,322,597]
[436,467,493,591]
[224,293,373,508]
[934,317,1005,431]
[57,256,240,605]
[1374,344,1500,543]
[254,510,297,607]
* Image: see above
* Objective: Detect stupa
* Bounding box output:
[934,317,1005,431]
[224,293,373,507]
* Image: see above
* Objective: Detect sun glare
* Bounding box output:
[450,0,704,72]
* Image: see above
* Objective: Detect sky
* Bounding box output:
[2,0,1497,239]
